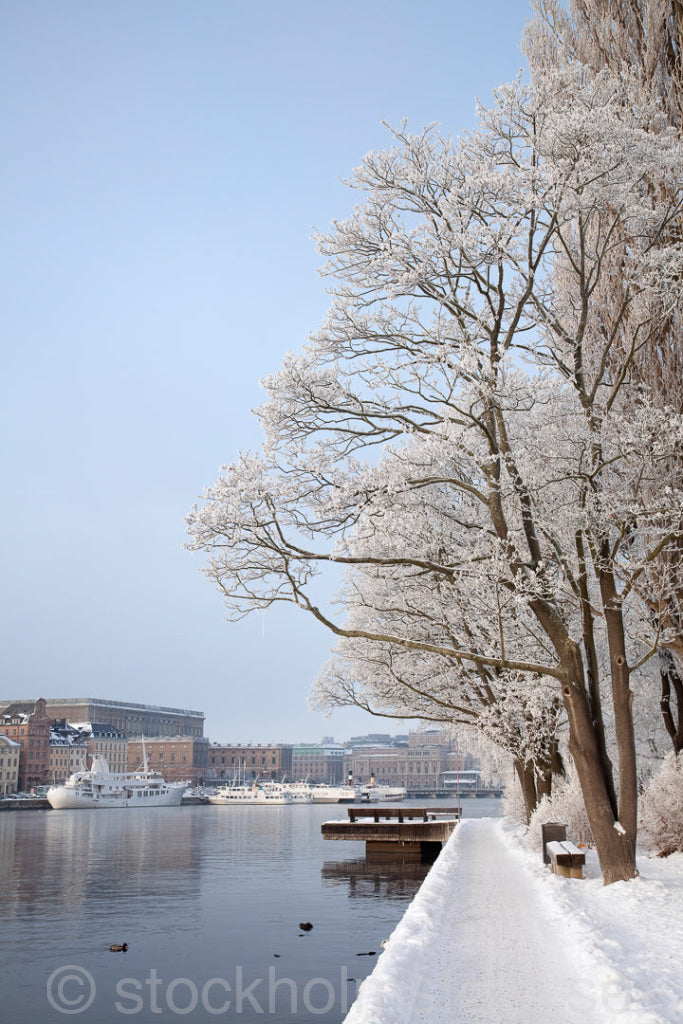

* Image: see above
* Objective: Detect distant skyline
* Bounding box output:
[2,0,534,743]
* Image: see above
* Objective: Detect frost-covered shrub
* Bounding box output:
[527,770,594,853]
[501,769,529,826]
[640,753,683,856]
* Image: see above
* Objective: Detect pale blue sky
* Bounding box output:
[2,0,533,743]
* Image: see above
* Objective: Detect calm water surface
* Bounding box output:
[0,798,501,1023]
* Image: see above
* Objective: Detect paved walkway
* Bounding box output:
[411,818,602,1024]
[345,817,606,1024]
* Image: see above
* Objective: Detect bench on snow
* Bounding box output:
[546,840,585,879]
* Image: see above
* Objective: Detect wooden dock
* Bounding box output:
[321,806,461,856]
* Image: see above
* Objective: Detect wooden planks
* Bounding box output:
[546,840,585,879]
[322,806,460,853]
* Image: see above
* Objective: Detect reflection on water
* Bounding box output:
[2,808,202,920]
[322,854,433,900]
[0,798,502,1023]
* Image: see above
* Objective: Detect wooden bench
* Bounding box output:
[546,840,585,879]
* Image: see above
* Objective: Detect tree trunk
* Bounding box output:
[535,762,553,802]
[660,649,683,754]
[598,566,638,845]
[561,645,637,883]
[514,759,538,824]
[534,738,563,802]
[577,530,617,815]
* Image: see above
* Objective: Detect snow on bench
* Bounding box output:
[546,840,585,879]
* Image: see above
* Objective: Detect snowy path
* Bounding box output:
[344,817,682,1024]
[410,818,602,1024]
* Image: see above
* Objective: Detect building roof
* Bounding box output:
[42,697,204,718]
[69,722,127,739]
[0,699,46,722]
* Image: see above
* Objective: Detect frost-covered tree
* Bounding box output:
[640,751,683,854]
[187,70,683,882]
[310,447,565,822]
[525,1,683,755]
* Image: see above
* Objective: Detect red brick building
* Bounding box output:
[0,698,52,791]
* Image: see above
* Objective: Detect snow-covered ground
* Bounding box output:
[344,818,683,1024]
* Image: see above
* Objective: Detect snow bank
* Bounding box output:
[512,834,683,1024]
[342,824,468,1024]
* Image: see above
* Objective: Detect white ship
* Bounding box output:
[310,784,358,803]
[361,785,407,802]
[281,782,314,803]
[208,781,293,805]
[46,757,189,809]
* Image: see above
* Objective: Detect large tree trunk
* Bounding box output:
[598,566,639,844]
[562,644,637,884]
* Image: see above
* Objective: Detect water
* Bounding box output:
[0,798,501,1023]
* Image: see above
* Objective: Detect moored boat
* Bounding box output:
[207,781,293,805]
[281,781,314,803]
[360,785,407,802]
[310,784,358,803]
[46,757,189,809]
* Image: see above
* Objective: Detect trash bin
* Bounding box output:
[541,822,567,864]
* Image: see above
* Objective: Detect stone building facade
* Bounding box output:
[0,734,20,794]
[72,722,129,773]
[207,743,293,781]
[25,697,205,738]
[291,744,345,784]
[127,736,209,784]
[344,744,455,792]
[48,723,89,784]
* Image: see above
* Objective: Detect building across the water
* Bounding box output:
[344,745,448,791]
[127,735,210,784]
[344,730,482,794]
[0,699,52,790]
[49,721,89,784]
[206,743,293,781]
[0,734,20,794]
[0,697,206,739]
[291,742,345,784]
[70,722,129,773]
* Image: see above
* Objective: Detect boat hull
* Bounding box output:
[208,782,292,805]
[47,786,187,809]
[362,787,407,802]
[207,792,292,805]
[311,786,358,803]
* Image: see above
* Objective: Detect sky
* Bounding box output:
[1,0,534,744]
